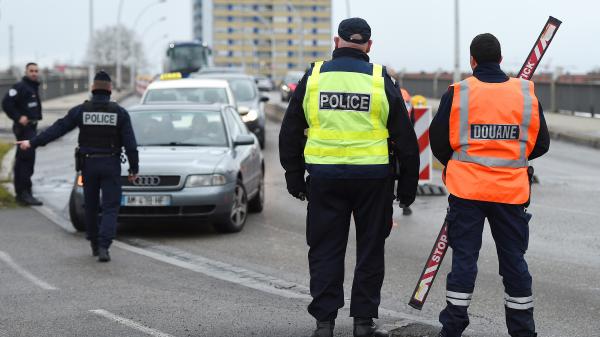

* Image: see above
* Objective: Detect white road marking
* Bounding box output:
[90,309,175,337]
[0,250,58,290]
[115,239,440,327]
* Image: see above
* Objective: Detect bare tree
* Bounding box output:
[84,25,147,71]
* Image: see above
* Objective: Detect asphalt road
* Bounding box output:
[1,94,599,337]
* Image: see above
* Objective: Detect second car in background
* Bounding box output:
[193,73,269,148]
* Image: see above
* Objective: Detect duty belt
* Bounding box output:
[84,153,119,158]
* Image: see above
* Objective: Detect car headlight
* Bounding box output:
[241,109,259,122]
[281,84,290,92]
[185,174,227,187]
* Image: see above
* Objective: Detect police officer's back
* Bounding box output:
[279,18,420,337]
[430,34,550,337]
[18,71,139,263]
[2,63,43,205]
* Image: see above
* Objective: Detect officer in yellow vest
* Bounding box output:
[279,18,420,337]
[430,33,550,337]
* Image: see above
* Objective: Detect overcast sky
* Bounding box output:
[0,0,596,74]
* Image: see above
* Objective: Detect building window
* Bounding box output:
[312,17,318,23]
[228,51,234,57]
[313,40,317,46]
[228,39,234,45]
[288,40,293,46]
[288,51,294,57]
[228,16,233,22]
[312,28,318,34]
[288,16,293,23]
[288,63,295,69]
[227,4,233,10]
[228,27,234,33]
[288,28,293,34]
[254,27,259,34]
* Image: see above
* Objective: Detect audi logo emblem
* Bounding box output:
[132,176,161,186]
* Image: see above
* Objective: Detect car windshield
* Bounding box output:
[144,87,229,104]
[228,78,257,101]
[284,72,304,84]
[131,110,228,147]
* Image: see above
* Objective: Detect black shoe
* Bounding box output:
[353,318,388,337]
[91,242,99,257]
[98,248,111,262]
[402,206,412,216]
[18,192,43,206]
[310,320,334,337]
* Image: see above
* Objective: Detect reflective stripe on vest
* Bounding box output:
[446,76,540,204]
[451,78,533,168]
[303,61,390,165]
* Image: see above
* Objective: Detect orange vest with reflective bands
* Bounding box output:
[445,76,540,204]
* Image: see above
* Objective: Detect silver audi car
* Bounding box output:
[68,104,264,233]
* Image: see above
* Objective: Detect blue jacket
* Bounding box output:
[2,77,42,121]
[430,63,550,166]
[30,93,139,174]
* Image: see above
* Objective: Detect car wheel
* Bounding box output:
[259,133,265,149]
[68,189,86,232]
[214,179,248,233]
[248,171,264,213]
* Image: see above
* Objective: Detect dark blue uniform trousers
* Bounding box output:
[440,195,536,337]
[13,123,37,196]
[306,176,393,321]
[82,156,122,249]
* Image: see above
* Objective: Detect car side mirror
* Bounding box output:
[233,134,255,147]
[238,106,250,115]
[260,96,269,103]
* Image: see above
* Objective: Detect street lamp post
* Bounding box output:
[89,0,95,87]
[129,0,166,88]
[453,0,461,83]
[116,0,124,90]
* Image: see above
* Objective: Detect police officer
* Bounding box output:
[429,34,550,337]
[17,71,139,263]
[2,62,43,205]
[279,18,420,337]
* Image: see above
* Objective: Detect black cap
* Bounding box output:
[94,70,111,83]
[338,17,371,44]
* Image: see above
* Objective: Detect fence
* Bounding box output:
[0,76,89,103]
[399,76,600,117]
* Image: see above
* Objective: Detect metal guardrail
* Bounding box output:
[399,77,599,117]
[0,76,89,103]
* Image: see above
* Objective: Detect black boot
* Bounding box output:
[90,242,99,257]
[98,248,111,262]
[353,318,388,337]
[310,320,334,337]
[402,206,412,216]
[18,191,43,206]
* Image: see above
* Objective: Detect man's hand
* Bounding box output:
[18,116,29,126]
[285,171,308,201]
[16,140,31,151]
[128,173,138,183]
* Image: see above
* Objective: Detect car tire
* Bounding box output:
[248,171,264,213]
[68,189,86,232]
[214,179,248,233]
[258,133,265,149]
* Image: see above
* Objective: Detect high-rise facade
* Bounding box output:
[192,0,204,43]
[194,0,332,80]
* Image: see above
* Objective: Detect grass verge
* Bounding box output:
[0,142,17,208]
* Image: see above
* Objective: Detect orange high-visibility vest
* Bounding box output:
[445,76,540,204]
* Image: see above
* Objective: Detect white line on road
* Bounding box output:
[114,239,440,327]
[90,309,175,337]
[0,250,58,290]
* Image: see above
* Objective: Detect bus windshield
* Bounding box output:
[166,44,209,74]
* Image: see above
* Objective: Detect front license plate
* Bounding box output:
[121,195,171,206]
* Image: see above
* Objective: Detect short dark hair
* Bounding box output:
[470,33,501,64]
[25,62,38,69]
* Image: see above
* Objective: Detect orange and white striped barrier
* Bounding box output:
[413,106,432,183]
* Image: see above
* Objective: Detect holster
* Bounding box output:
[74,147,83,172]
[524,166,534,208]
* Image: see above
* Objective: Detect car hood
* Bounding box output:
[122,146,229,175]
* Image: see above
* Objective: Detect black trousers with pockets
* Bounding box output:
[306,176,394,321]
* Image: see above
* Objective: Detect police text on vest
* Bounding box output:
[319,92,371,112]
[83,112,117,126]
[470,124,519,140]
